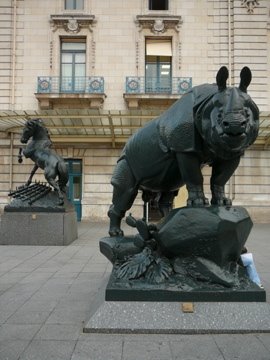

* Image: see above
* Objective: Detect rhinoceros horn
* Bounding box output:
[216,66,229,91]
[225,88,242,113]
[239,66,252,93]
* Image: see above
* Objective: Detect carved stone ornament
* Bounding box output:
[153,19,165,33]
[66,19,79,33]
[241,0,260,14]
[136,15,182,34]
[50,14,96,33]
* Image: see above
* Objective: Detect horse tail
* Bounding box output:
[57,160,69,189]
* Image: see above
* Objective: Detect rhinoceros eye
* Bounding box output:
[215,108,223,124]
[213,98,222,107]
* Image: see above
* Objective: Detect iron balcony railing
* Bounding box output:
[37,76,105,94]
[125,76,192,95]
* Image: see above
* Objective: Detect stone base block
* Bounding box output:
[0,211,78,245]
[84,301,270,334]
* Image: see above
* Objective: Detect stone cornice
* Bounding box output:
[50,14,96,33]
[135,15,182,34]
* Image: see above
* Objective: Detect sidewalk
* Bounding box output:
[0,221,269,360]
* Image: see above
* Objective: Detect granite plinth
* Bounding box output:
[0,211,77,245]
[84,301,270,334]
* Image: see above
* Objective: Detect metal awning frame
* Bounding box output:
[0,109,270,149]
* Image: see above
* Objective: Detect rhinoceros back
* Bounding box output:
[157,83,218,154]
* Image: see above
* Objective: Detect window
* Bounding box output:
[145,39,172,93]
[65,0,84,10]
[60,39,86,92]
[149,0,168,10]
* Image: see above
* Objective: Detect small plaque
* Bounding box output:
[182,302,194,313]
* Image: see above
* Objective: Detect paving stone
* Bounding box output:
[46,309,90,325]
[122,339,172,360]
[0,340,30,360]
[19,298,59,312]
[71,339,123,360]
[35,324,82,340]
[0,324,41,341]
[7,310,52,324]
[19,340,76,360]
[170,335,224,360]
[213,334,270,360]
[256,334,270,351]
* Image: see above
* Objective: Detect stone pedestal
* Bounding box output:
[0,211,77,246]
[84,301,270,334]
[0,192,77,245]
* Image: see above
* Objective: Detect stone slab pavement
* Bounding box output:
[0,220,269,360]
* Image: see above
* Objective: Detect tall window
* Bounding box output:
[145,39,172,93]
[149,0,168,10]
[65,0,84,10]
[60,39,86,92]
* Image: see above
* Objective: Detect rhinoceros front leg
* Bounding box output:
[176,153,209,206]
[211,157,240,206]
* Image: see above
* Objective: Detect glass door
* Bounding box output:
[60,40,86,93]
[65,159,82,221]
[145,39,172,93]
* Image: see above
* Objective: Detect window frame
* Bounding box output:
[145,38,172,93]
[148,0,169,11]
[60,38,86,93]
[64,0,84,10]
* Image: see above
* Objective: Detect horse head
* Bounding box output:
[199,66,259,156]
[20,118,48,144]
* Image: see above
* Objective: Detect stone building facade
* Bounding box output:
[0,0,270,222]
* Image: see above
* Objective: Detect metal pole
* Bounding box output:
[9,132,14,190]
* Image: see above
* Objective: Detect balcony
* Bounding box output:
[124,76,192,108]
[35,76,106,110]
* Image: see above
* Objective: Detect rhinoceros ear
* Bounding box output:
[239,66,252,93]
[216,66,229,91]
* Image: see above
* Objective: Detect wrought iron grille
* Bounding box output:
[37,76,104,94]
[125,76,192,95]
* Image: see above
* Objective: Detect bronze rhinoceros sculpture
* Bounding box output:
[108,66,259,236]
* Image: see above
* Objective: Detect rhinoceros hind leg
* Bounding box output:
[108,158,138,236]
[108,206,125,237]
[158,190,179,216]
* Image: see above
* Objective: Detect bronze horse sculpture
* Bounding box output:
[19,119,68,205]
[108,66,259,236]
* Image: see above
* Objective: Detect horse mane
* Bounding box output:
[26,118,44,128]
[25,118,52,144]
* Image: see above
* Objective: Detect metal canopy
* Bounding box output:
[0,109,270,149]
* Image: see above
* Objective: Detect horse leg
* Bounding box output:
[57,160,68,191]
[26,164,38,186]
[108,158,138,237]
[45,167,64,205]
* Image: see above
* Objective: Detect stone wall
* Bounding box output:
[0,0,12,110]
